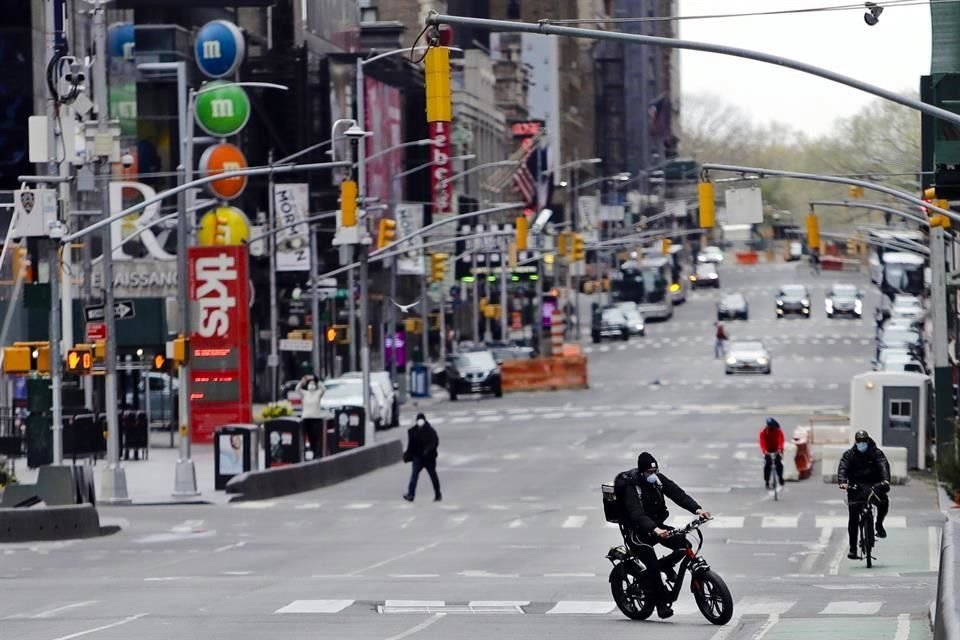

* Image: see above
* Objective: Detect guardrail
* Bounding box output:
[935,491,960,640]
[0,504,101,543]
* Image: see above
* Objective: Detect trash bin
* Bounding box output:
[263,417,303,468]
[333,407,365,450]
[26,414,52,468]
[214,424,261,490]
[410,363,431,398]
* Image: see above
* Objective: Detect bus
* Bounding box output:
[866,229,926,289]
[611,256,674,320]
[878,252,927,299]
[639,245,688,305]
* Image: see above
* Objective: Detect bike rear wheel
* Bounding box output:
[861,513,874,568]
[692,569,734,625]
[609,564,656,620]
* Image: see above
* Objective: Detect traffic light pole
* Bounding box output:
[389,255,398,388]
[501,244,508,341]
[931,226,955,461]
[309,223,321,379]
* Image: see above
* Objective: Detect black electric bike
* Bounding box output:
[845,483,882,568]
[602,484,734,625]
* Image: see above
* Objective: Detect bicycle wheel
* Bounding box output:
[692,569,734,625]
[861,512,874,568]
[609,563,655,620]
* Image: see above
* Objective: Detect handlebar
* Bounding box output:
[668,515,713,537]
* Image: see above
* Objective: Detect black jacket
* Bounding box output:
[618,469,702,537]
[837,440,890,486]
[405,422,439,461]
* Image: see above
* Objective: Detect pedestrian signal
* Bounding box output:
[151,353,167,371]
[66,347,93,375]
[326,326,337,343]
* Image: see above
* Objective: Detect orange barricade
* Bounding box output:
[501,355,589,393]
[735,251,758,265]
[793,438,813,480]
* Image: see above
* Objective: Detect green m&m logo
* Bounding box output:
[194,80,250,137]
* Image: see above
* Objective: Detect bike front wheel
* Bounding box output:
[861,516,874,568]
[609,563,656,621]
[692,569,734,625]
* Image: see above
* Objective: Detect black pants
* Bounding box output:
[629,530,691,602]
[302,418,324,456]
[847,488,889,548]
[407,456,441,499]
[763,454,784,485]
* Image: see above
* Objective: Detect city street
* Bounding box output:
[0,261,943,640]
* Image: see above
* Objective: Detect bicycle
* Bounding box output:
[844,483,881,568]
[765,452,782,501]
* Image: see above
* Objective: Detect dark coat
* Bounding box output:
[618,469,702,537]
[837,439,890,486]
[405,422,439,462]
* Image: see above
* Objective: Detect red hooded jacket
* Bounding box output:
[759,427,784,454]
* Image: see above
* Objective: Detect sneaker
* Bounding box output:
[434,494,442,502]
[847,548,859,560]
[876,522,886,538]
[656,602,674,619]
[403,494,414,502]
[765,482,771,490]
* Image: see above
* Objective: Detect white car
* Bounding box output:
[725,340,772,375]
[340,371,399,428]
[698,246,724,264]
[319,379,388,429]
[890,297,925,323]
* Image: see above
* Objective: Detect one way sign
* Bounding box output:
[84,300,136,322]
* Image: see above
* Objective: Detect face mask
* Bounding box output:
[416,420,425,427]
[307,383,317,391]
[645,473,659,484]
[856,442,868,453]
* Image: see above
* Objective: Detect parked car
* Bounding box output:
[876,327,924,362]
[591,307,630,344]
[486,342,536,365]
[690,262,720,288]
[340,371,399,428]
[124,372,178,428]
[445,350,502,401]
[890,296,925,323]
[698,245,724,263]
[717,292,749,320]
[776,284,811,318]
[614,302,646,336]
[318,378,388,429]
[786,241,803,262]
[825,283,862,319]
[877,351,926,374]
[724,339,772,375]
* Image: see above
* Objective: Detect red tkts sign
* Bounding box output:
[429,121,452,216]
[187,245,252,444]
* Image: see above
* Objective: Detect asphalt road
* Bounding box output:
[0,260,943,640]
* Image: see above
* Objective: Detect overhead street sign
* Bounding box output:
[86,322,106,342]
[279,338,313,352]
[84,300,136,322]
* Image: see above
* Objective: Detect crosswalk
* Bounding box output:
[582,336,872,355]
[273,596,913,619]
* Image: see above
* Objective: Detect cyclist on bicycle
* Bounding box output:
[759,417,785,489]
[618,451,712,620]
[838,429,891,559]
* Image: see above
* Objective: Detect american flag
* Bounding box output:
[512,142,548,208]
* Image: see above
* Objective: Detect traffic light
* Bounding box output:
[2,346,30,373]
[424,46,452,123]
[515,216,529,251]
[326,324,348,344]
[848,185,865,199]
[661,238,671,255]
[66,347,93,375]
[151,353,167,372]
[33,343,50,374]
[326,326,337,343]
[340,179,357,227]
[698,181,715,228]
[571,233,585,262]
[377,218,397,250]
[558,231,572,257]
[430,252,448,282]
[170,336,188,364]
[806,212,820,251]
[924,189,952,228]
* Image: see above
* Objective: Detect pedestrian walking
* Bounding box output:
[714,322,728,359]
[402,412,441,502]
[296,374,326,458]
[809,248,821,276]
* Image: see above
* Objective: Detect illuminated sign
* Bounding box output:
[66,348,93,375]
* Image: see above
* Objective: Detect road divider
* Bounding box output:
[226,438,402,501]
[501,356,589,393]
[0,504,102,542]
[735,251,758,265]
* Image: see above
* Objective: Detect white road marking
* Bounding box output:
[345,502,374,510]
[400,516,416,529]
[390,574,440,579]
[894,613,911,640]
[546,601,615,615]
[347,541,443,576]
[544,572,596,578]
[230,501,276,509]
[468,601,529,608]
[295,502,322,510]
[221,571,253,576]
[143,576,192,582]
[450,417,472,424]
[930,526,942,572]
[49,613,147,640]
[708,516,745,528]
[214,541,246,553]
[562,515,587,529]
[819,601,882,615]
[762,516,799,528]
[22,601,98,619]
[734,451,750,460]
[457,570,519,578]
[801,527,833,574]
[816,516,849,529]
[486,504,509,510]
[737,599,795,615]
[508,519,527,529]
[383,613,446,639]
[275,600,355,614]
[385,600,446,608]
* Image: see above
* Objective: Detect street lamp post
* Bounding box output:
[558,158,601,338]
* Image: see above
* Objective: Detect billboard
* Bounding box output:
[188,245,252,443]
[364,77,403,216]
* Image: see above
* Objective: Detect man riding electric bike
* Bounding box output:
[617,451,711,619]
[837,429,891,559]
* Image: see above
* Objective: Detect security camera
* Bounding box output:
[120,153,135,168]
[65,62,86,85]
[864,2,883,26]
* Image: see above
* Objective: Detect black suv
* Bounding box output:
[445,350,502,401]
[776,284,811,318]
[591,307,630,344]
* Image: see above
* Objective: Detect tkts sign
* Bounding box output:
[188,245,252,443]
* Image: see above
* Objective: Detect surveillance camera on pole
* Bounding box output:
[531,208,553,235]
[864,2,883,26]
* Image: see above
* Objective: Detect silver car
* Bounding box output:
[725,340,772,375]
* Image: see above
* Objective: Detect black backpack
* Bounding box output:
[602,469,638,524]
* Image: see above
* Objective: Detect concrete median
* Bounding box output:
[226,438,403,501]
[0,504,102,543]
[934,493,960,640]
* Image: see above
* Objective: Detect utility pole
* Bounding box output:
[500,242,508,341]
[931,225,954,460]
[92,1,129,503]
[267,150,280,400]
[389,254,397,386]
[309,223,321,378]
[421,269,429,362]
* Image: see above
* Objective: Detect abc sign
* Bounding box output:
[199,143,248,200]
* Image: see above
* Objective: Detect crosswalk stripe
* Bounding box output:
[819,601,882,615]
[562,516,587,529]
[275,600,354,614]
[762,516,799,528]
[546,601,615,615]
[385,600,445,608]
[708,516,745,528]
